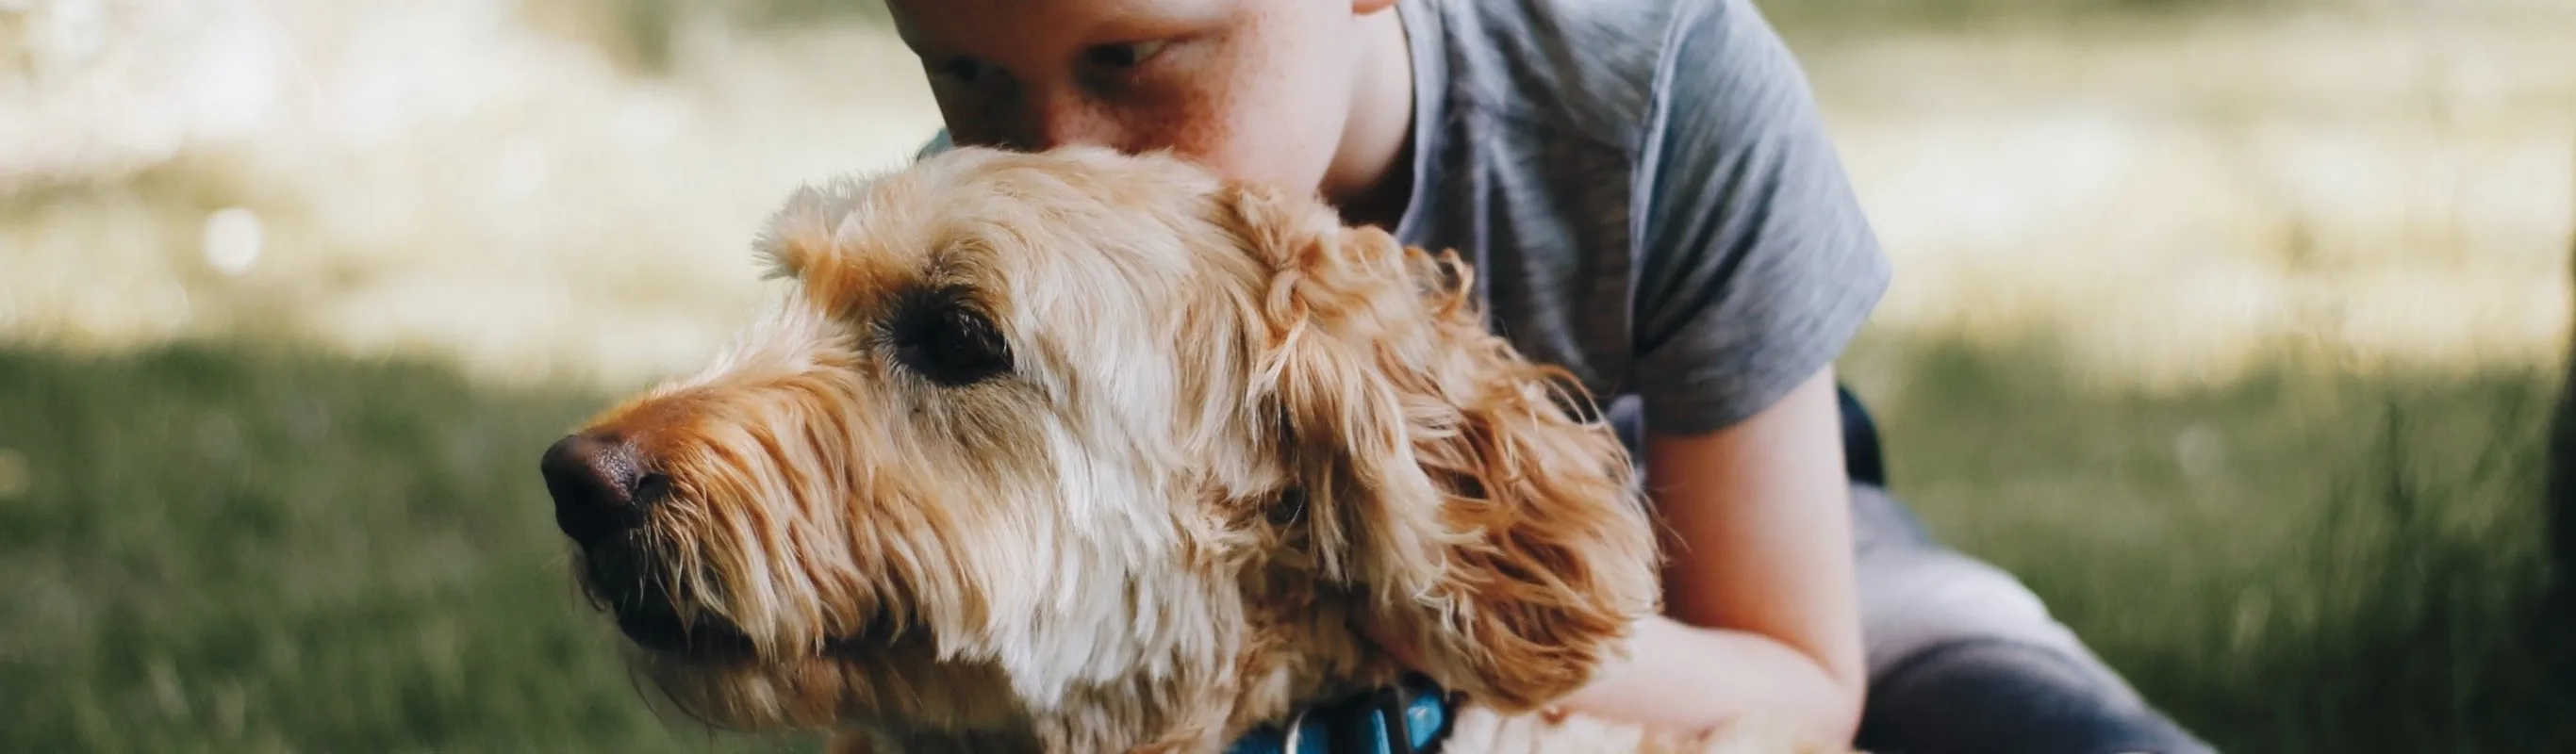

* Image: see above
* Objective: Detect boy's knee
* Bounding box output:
[1852,546,2212,754]
[1858,639,2212,754]
[1858,548,2086,679]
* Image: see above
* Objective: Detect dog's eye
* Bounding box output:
[887,289,1013,386]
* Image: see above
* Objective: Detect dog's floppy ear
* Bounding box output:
[1220,181,1663,711]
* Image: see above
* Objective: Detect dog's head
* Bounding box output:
[538,146,1660,748]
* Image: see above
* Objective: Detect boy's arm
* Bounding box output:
[1563,0,1889,742]
[1556,367,1865,743]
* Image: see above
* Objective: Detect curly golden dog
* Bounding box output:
[538,145,1846,754]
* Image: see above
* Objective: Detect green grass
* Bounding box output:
[0,336,2568,752]
[1862,336,2576,751]
[0,343,823,753]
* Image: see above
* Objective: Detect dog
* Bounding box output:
[538,145,1846,753]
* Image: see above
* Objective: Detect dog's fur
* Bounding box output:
[545,145,1845,753]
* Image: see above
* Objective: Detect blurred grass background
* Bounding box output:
[3,0,2573,751]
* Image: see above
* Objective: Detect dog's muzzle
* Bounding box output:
[540,431,668,546]
[541,431,762,657]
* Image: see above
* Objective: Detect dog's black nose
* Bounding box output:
[540,432,666,544]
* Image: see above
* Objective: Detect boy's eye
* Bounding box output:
[1082,41,1168,69]
[932,57,998,85]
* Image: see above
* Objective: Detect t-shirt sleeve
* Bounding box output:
[1629,0,1891,435]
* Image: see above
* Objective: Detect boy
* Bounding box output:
[887,0,2212,750]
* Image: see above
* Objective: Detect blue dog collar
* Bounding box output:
[1227,680,1451,754]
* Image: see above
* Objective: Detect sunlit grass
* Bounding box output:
[6,0,2568,395]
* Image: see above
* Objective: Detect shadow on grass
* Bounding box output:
[0,336,2568,752]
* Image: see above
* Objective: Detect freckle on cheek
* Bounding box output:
[1164,90,1237,168]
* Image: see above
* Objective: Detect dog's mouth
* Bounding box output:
[579,545,902,663]
[613,602,758,660]
[572,544,751,661]
[610,601,904,658]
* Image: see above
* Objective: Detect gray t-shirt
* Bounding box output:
[920,0,1889,436]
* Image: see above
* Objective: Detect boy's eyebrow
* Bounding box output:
[1095,0,1243,27]
[890,0,1243,59]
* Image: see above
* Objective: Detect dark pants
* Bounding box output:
[1606,390,2215,754]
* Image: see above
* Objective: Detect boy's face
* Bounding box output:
[884,0,1384,196]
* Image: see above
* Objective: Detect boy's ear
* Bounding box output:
[1219,180,1664,710]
